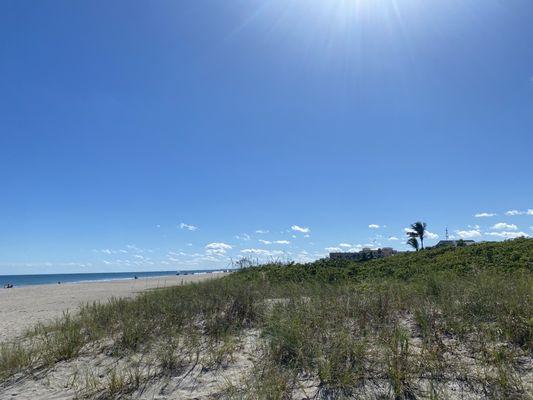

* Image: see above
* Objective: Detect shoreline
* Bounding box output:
[0,272,229,343]
[1,269,230,289]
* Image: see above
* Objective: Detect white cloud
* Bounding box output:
[3,261,93,269]
[235,233,251,241]
[291,225,310,233]
[368,224,380,229]
[255,229,269,234]
[455,229,482,239]
[304,234,310,238]
[505,210,520,216]
[325,247,343,252]
[94,247,135,255]
[168,251,188,257]
[339,243,352,248]
[475,212,496,218]
[294,254,309,262]
[241,248,284,257]
[505,209,533,216]
[180,223,198,231]
[295,251,314,263]
[241,249,269,255]
[205,242,232,255]
[206,242,232,250]
[124,244,153,253]
[425,231,439,240]
[388,236,399,241]
[259,239,290,245]
[486,231,529,239]
[491,222,518,231]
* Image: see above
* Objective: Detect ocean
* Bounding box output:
[0,269,228,288]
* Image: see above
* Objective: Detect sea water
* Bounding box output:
[0,269,228,287]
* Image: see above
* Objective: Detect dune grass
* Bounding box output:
[0,239,531,398]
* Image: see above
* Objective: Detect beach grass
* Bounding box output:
[0,238,531,398]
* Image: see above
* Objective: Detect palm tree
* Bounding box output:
[410,221,427,249]
[407,237,419,252]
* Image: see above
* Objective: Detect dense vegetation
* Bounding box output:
[1,238,532,399]
[237,237,533,284]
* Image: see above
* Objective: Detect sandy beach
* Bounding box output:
[0,272,228,343]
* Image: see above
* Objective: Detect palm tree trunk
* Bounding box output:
[420,238,424,250]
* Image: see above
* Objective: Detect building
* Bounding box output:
[434,240,476,248]
[330,247,397,261]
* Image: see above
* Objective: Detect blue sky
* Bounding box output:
[1,0,532,274]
